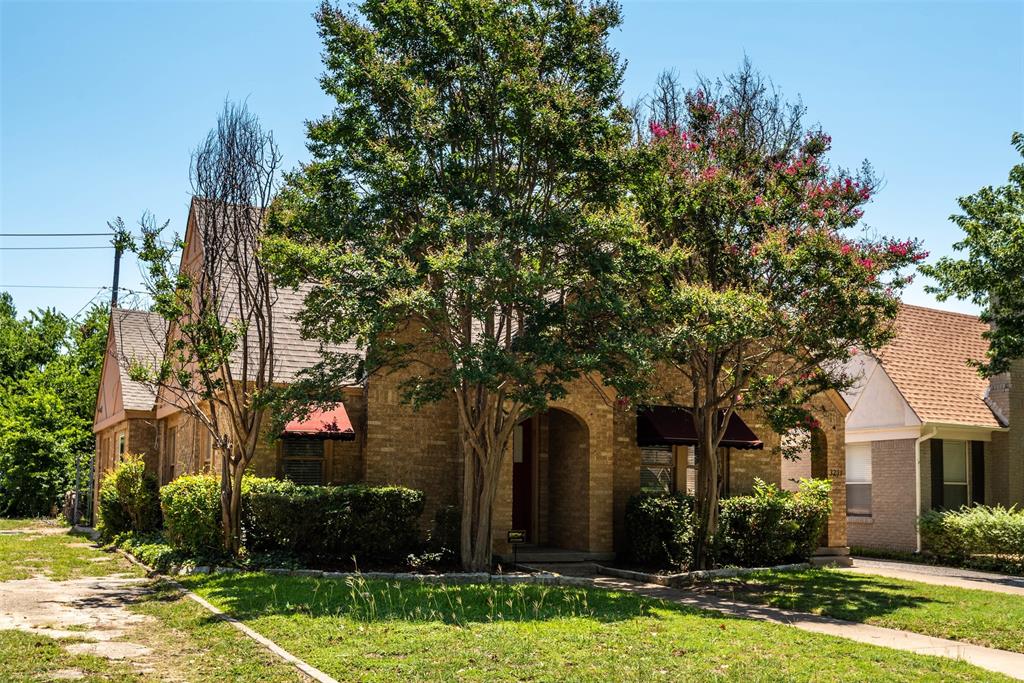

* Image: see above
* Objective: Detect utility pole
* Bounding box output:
[110,241,123,308]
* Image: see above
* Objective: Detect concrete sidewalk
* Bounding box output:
[592,575,1024,680]
[844,558,1024,596]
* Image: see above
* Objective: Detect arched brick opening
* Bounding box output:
[546,408,590,550]
[809,425,846,548]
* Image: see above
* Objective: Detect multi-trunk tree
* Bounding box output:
[630,65,927,566]
[923,132,1024,375]
[266,0,645,571]
[120,101,280,555]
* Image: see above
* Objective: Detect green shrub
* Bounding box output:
[920,505,1024,573]
[242,482,425,565]
[109,532,182,572]
[430,505,461,556]
[157,473,425,567]
[716,478,831,567]
[160,474,222,557]
[96,454,161,540]
[624,492,696,569]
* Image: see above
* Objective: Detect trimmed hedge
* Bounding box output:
[244,481,425,564]
[160,475,222,557]
[97,454,161,540]
[919,505,1024,573]
[158,474,425,566]
[624,492,695,569]
[624,478,831,571]
[717,478,831,567]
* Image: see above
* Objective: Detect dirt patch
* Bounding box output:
[0,575,155,661]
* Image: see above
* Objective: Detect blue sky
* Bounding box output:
[2,0,1022,319]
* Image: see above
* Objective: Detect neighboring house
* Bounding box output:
[93,198,853,561]
[93,308,167,481]
[842,304,1024,553]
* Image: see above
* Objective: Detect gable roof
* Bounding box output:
[110,308,167,411]
[873,304,1002,429]
[176,197,363,389]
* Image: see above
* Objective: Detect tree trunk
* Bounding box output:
[693,409,719,569]
[460,439,509,572]
[220,447,245,557]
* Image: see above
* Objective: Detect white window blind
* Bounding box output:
[640,445,674,494]
[846,442,872,516]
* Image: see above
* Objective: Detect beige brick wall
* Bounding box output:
[847,439,918,552]
[363,339,461,534]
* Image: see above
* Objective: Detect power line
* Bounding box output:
[0,246,113,251]
[0,232,111,237]
[0,284,106,290]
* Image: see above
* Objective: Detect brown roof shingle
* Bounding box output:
[111,308,167,411]
[874,304,1001,428]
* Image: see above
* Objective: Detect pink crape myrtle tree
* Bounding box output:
[628,64,928,567]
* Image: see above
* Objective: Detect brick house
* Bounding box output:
[93,308,166,481]
[93,199,852,561]
[842,304,1024,552]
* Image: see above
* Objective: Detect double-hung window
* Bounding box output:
[281,438,325,485]
[942,440,969,509]
[640,445,675,494]
[846,443,872,516]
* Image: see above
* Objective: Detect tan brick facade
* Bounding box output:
[847,439,918,552]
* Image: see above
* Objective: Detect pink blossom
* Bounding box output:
[754,195,764,206]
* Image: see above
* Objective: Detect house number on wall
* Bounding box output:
[829,468,841,477]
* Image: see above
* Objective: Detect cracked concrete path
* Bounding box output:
[593,575,1024,681]
[843,558,1024,596]
[0,574,156,660]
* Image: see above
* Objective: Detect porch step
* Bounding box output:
[811,546,853,567]
[497,546,615,564]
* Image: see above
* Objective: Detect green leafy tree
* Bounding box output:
[922,132,1024,375]
[0,297,108,517]
[267,0,643,570]
[630,65,926,566]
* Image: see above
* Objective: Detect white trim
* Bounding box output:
[846,426,921,443]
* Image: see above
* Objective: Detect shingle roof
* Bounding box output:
[190,198,364,385]
[111,308,167,411]
[873,304,1001,428]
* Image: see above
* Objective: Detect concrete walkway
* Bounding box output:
[591,575,1024,680]
[844,558,1024,597]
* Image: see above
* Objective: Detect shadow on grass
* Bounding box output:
[177,573,749,627]
[706,569,943,622]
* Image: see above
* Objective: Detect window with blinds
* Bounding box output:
[282,438,325,485]
[846,443,872,516]
[942,440,969,510]
[641,445,674,494]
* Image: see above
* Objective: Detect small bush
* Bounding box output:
[624,492,696,570]
[109,532,182,572]
[242,481,425,566]
[716,478,831,567]
[96,454,161,540]
[160,474,222,557]
[430,505,461,557]
[920,505,1024,573]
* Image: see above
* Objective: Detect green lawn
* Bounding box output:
[180,573,1009,682]
[712,569,1024,653]
[0,517,64,531]
[0,630,142,682]
[0,526,140,581]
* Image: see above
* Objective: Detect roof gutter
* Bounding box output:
[914,425,938,553]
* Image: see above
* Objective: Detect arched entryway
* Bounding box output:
[808,426,847,550]
[511,408,590,550]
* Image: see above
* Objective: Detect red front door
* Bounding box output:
[512,419,533,540]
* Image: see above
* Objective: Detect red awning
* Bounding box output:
[636,406,763,450]
[282,403,355,440]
